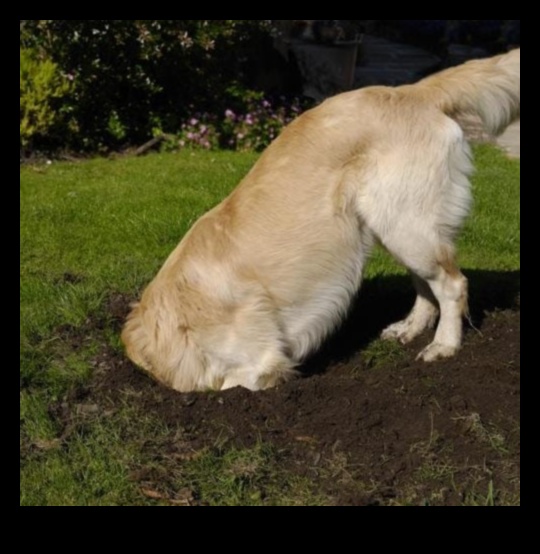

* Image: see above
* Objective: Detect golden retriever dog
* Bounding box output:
[122,49,520,392]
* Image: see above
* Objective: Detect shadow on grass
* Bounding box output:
[300,269,520,376]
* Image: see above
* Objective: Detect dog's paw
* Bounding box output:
[381,321,409,342]
[417,342,459,362]
[381,321,418,345]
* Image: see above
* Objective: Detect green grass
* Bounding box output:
[360,339,407,371]
[20,151,258,335]
[364,144,521,278]
[173,444,327,506]
[459,145,521,271]
[20,145,520,506]
[21,415,144,506]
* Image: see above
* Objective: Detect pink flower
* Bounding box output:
[225,109,236,120]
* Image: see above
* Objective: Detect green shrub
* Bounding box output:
[19,20,519,154]
[20,47,73,151]
[19,21,278,152]
[176,92,307,152]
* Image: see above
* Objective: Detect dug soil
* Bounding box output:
[86,273,520,506]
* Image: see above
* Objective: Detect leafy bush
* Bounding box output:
[176,93,306,152]
[19,20,279,152]
[20,47,73,151]
[19,20,520,154]
[221,94,304,152]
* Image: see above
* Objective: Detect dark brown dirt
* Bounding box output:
[76,271,521,505]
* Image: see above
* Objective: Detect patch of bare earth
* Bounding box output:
[56,272,521,506]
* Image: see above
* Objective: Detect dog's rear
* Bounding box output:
[123,50,520,392]
[358,50,520,361]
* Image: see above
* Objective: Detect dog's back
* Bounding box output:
[123,49,520,392]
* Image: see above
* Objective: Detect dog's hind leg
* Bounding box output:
[382,274,439,344]
[379,233,468,361]
[359,115,472,361]
[418,253,469,362]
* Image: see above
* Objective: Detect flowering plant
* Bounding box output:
[20,20,278,152]
[178,117,220,151]
[177,93,306,152]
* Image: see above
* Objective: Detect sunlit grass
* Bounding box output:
[20,146,520,506]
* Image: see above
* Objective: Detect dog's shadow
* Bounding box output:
[300,269,521,376]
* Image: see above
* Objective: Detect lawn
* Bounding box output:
[20,146,520,506]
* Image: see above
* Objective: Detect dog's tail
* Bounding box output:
[419,49,520,136]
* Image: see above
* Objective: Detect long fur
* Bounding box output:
[122,49,520,392]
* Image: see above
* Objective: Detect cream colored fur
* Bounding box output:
[122,49,520,392]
